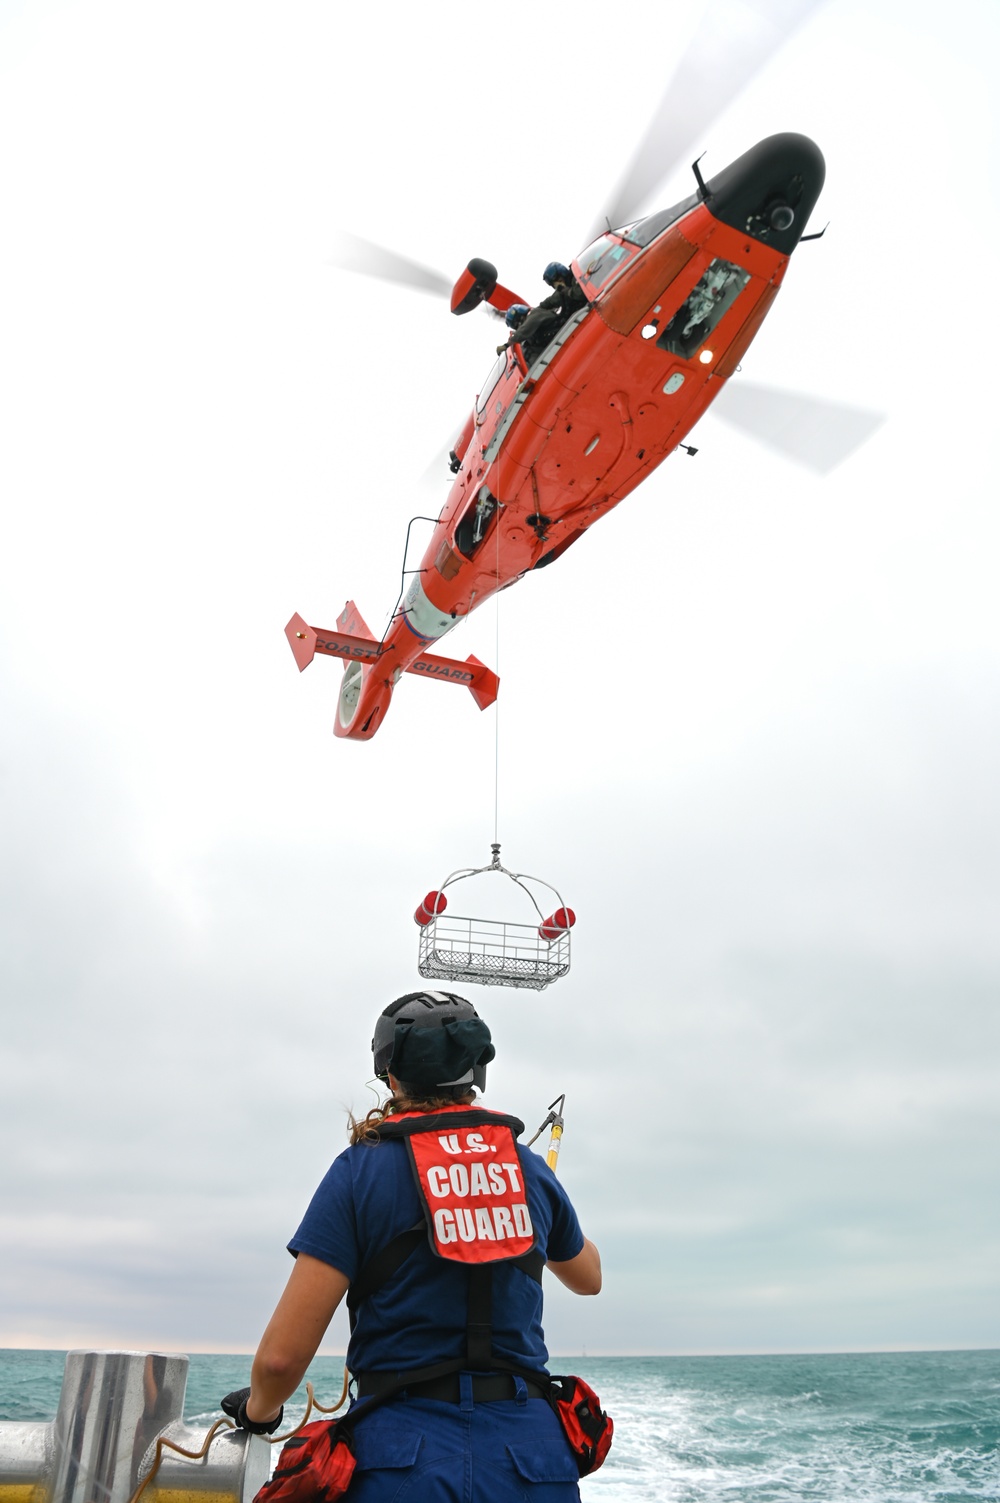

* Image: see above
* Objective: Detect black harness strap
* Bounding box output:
[375,1110,525,1139]
[466,1265,493,1368]
[512,1249,545,1283]
[349,1231,542,1315]
[463,1250,544,1368]
[350,1242,542,1364]
[346,1223,424,1315]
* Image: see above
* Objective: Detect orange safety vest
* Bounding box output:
[383,1106,536,1263]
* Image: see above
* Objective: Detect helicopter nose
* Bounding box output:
[703,133,825,253]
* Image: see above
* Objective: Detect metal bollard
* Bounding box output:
[0,1352,269,1503]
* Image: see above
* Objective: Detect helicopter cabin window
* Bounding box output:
[455,485,498,559]
[476,353,509,417]
[656,257,751,358]
[577,235,637,292]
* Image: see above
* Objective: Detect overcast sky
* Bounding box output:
[1,0,998,1359]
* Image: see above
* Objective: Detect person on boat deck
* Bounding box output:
[496,262,588,360]
[222,990,602,1502]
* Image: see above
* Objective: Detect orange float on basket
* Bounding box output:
[538,907,576,942]
[414,890,448,927]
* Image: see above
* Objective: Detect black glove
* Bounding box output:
[220,1387,284,1435]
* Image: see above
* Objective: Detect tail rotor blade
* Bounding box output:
[329,231,452,299]
[711,380,886,474]
[587,0,827,243]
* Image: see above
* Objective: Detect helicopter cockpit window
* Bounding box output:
[656,257,751,358]
[577,236,636,291]
[476,352,509,416]
[626,191,700,249]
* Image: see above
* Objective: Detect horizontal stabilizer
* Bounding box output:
[406,649,499,709]
[284,614,499,710]
[285,602,376,672]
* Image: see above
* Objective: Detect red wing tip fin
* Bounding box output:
[285,613,317,672]
[337,598,375,638]
[401,649,498,705]
[466,654,499,711]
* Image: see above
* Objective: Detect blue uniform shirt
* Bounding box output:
[289,1127,584,1375]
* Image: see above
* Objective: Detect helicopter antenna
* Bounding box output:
[691,152,711,201]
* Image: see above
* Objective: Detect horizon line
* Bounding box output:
[2,1343,998,1359]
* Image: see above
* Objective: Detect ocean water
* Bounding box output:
[1,1349,997,1501]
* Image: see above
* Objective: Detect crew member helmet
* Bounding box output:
[505,303,529,329]
[372,990,495,1094]
[543,261,571,286]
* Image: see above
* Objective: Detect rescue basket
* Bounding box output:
[414,844,574,991]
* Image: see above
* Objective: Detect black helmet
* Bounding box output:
[372,990,495,1093]
[543,261,571,286]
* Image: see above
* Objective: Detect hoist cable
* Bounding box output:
[493,506,501,846]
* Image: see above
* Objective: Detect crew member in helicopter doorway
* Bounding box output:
[221,990,604,1501]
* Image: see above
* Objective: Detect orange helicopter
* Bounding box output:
[287,4,881,741]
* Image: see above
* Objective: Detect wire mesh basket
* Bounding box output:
[415,845,573,991]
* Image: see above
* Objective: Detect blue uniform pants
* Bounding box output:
[345,1381,582,1501]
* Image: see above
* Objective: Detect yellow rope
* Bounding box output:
[124,1371,352,1503]
[309,1369,351,1416]
[127,1419,234,1503]
[267,1370,351,1443]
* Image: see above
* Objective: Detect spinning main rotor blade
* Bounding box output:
[711,381,885,474]
[588,0,827,243]
[330,231,452,299]
[421,431,464,487]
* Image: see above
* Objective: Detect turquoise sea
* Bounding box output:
[2,1349,997,1500]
